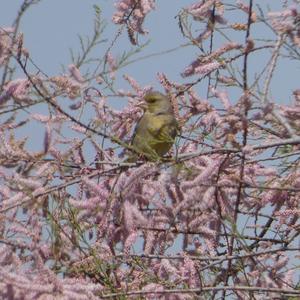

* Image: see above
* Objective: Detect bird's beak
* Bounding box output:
[136,101,147,110]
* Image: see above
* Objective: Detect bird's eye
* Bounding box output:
[147,97,157,103]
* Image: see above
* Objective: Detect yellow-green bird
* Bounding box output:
[129,91,179,162]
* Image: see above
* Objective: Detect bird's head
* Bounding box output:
[144,91,173,114]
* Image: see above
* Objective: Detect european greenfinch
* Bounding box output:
[128,91,179,162]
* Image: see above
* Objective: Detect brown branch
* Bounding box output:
[100,285,300,298]
[0,1,41,91]
[13,55,139,155]
[1,172,298,215]
[176,45,274,96]
[178,136,300,161]
[115,247,298,261]
[0,166,120,214]
[137,226,289,244]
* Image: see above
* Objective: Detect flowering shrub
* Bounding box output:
[0,1,299,299]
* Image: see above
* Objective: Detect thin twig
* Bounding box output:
[100,285,300,298]
[262,33,297,138]
[178,136,300,161]
[115,247,298,261]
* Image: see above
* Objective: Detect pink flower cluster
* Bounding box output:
[268,5,300,46]
[112,0,156,34]
[0,27,15,65]
[0,78,31,104]
[187,0,218,20]
[181,42,241,77]
[50,69,84,100]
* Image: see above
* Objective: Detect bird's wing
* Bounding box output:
[147,113,178,142]
[129,112,178,160]
[130,114,144,145]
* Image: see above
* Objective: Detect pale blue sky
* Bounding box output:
[1,1,197,84]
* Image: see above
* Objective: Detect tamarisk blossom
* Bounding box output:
[50,75,83,99]
[184,1,227,42]
[181,42,241,77]
[182,60,221,77]
[0,78,31,104]
[0,256,104,299]
[68,64,85,84]
[175,157,222,228]
[141,283,164,298]
[268,5,298,18]
[0,133,30,161]
[204,42,242,64]
[210,86,231,109]
[293,89,300,103]
[112,0,155,34]
[278,105,300,133]
[188,0,226,23]
[0,192,28,212]
[186,0,217,18]
[0,27,15,65]
[268,5,300,43]
[182,156,222,191]
[236,0,257,22]
[47,65,86,101]
[158,259,181,280]
[189,217,217,251]
[199,186,216,210]
[276,208,300,218]
[105,75,152,139]
[110,104,143,139]
[218,75,236,85]
[181,255,199,287]
[117,163,156,194]
[105,52,117,79]
[13,173,43,190]
[124,231,139,255]
[123,74,151,96]
[123,200,148,232]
